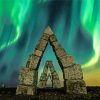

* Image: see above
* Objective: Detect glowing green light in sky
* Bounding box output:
[81,0,100,67]
[0,0,31,50]
[0,0,100,69]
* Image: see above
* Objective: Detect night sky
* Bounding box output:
[0,0,100,87]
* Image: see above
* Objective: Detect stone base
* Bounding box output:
[65,80,87,94]
[16,85,36,95]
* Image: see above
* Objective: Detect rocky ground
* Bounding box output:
[0,87,100,100]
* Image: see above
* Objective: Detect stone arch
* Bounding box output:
[38,60,61,88]
[16,26,87,95]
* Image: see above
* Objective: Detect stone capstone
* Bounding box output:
[44,26,53,35]
[33,50,43,57]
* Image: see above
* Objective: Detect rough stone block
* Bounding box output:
[50,69,56,74]
[40,73,47,81]
[26,55,40,70]
[41,34,50,41]
[53,80,61,88]
[65,79,87,94]
[55,48,66,59]
[27,86,36,95]
[16,85,36,95]
[18,68,36,85]
[39,81,47,88]
[32,55,40,62]
[74,64,83,78]
[16,85,28,95]
[74,64,82,72]
[60,55,75,68]
[63,64,83,79]
[49,34,57,42]
[52,75,59,80]
[29,63,38,70]
[51,41,61,50]
[36,39,48,51]
[33,49,43,57]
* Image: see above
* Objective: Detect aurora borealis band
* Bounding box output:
[0,0,100,87]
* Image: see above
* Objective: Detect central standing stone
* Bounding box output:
[39,61,61,88]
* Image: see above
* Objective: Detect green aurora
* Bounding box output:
[0,0,100,86]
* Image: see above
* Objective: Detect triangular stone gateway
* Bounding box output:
[39,60,61,88]
[16,26,87,95]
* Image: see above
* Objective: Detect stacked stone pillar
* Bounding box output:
[49,61,61,88]
[49,34,87,94]
[16,27,52,95]
[39,61,48,88]
[39,61,61,88]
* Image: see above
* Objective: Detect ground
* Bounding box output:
[0,87,100,100]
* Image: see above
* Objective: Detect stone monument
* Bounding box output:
[16,26,87,95]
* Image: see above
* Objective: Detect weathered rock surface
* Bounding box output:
[16,85,36,95]
[63,64,83,79]
[51,41,61,50]
[44,26,53,35]
[18,68,35,85]
[41,34,50,41]
[26,55,40,70]
[49,34,57,42]
[35,39,48,51]
[60,55,75,68]
[55,48,66,59]
[65,79,87,94]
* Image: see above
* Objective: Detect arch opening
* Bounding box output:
[37,42,64,88]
